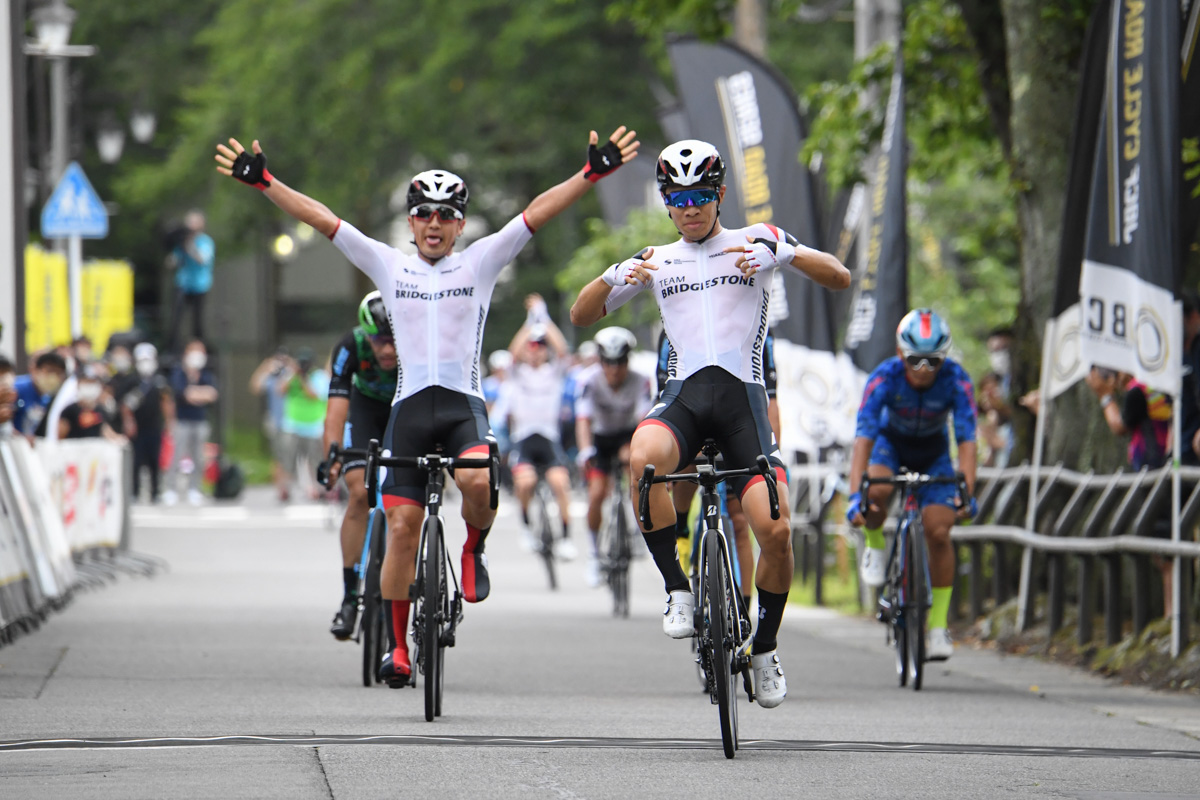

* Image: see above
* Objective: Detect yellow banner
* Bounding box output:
[24,245,70,353]
[24,246,134,354]
[81,261,134,353]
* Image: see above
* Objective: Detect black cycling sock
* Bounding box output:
[521,508,530,527]
[643,526,689,593]
[561,519,570,540]
[752,587,788,654]
[342,567,357,599]
[673,515,690,541]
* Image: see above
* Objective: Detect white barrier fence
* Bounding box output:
[0,435,130,645]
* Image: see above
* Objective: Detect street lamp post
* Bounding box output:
[25,0,94,339]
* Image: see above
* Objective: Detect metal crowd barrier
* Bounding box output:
[0,435,163,649]
[789,460,1200,657]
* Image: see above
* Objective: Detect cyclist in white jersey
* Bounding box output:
[507,295,576,559]
[217,127,638,685]
[570,140,849,708]
[575,327,652,586]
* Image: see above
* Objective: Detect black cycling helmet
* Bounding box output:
[358,291,391,337]
[406,169,469,215]
[655,140,726,193]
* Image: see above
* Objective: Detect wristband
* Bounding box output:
[1100,394,1114,409]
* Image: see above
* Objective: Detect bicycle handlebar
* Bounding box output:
[859,470,971,508]
[316,443,371,488]
[638,453,779,530]
[364,438,500,510]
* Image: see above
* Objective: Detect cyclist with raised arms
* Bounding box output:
[508,294,576,560]
[570,140,850,708]
[321,291,398,641]
[575,326,653,586]
[845,308,978,661]
[217,126,638,685]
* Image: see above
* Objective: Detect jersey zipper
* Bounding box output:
[699,239,717,364]
[428,265,439,386]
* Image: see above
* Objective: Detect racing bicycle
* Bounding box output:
[639,440,779,759]
[365,439,499,721]
[595,452,634,617]
[860,469,967,691]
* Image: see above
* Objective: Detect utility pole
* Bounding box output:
[733,0,768,57]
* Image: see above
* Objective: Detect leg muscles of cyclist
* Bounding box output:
[513,464,536,519]
[742,479,792,653]
[726,492,754,607]
[341,467,370,569]
[630,423,689,591]
[586,471,608,537]
[546,465,573,537]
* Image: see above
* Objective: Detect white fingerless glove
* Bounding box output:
[743,239,796,273]
[601,261,637,287]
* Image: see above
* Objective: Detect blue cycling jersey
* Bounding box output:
[855,357,977,445]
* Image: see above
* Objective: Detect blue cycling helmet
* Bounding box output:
[896,308,952,357]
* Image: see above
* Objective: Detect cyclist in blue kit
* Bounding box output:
[845,308,978,661]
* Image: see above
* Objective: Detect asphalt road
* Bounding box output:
[1,488,1198,799]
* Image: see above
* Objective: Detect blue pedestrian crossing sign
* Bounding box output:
[41,161,109,239]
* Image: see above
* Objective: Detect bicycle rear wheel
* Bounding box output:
[705,531,738,759]
[362,509,386,687]
[610,496,631,618]
[534,485,557,590]
[906,517,928,691]
[421,516,444,721]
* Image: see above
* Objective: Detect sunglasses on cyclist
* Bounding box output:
[409,204,463,222]
[600,357,628,367]
[904,354,944,371]
[663,188,719,208]
[368,334,394,347]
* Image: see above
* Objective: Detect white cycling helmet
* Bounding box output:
[594,327,636,361]
[406,169,469,214]
[655,140,726,192]
[487,350,513,372]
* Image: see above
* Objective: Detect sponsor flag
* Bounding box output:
[843,46,908,376]
[1078,0,1182,396]
[667,37,858,452]
[1180,0,1200,249]
[1046,0,1114,399]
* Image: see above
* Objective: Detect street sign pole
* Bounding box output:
[68,233,81,338]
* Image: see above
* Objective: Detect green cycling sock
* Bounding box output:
[863,526,885,550]
[929,586,952,629]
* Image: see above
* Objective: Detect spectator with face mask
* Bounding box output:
[0,356,16,429]
[58,365,123,442]
[12,352,68,439]
[123,343,175,504]
[164,339,218,506]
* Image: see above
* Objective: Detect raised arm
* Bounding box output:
[522,127,639,231]
[215,138,340,239]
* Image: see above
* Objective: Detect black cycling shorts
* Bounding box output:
[380,387,494,505]
[638,366,785,498]
[342,387,392,474]
[591,428,636,475]
[512,433,567,471]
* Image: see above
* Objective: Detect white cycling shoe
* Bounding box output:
[927,627,953,661]
[859,547,887,588]
[662,591,695,639]
[751,650,787,708]
[554,537,578,561]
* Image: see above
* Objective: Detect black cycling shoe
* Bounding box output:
[329,597,358,640]
[379,649,412,688]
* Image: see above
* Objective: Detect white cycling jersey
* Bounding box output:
[575,363,653,435]
[507,359,566,443]
[331,214,533,403]
[604,223,796,386]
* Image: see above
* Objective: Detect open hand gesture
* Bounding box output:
[583,126,640,183]
[215,138,273,190]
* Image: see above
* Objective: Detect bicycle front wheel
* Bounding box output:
[705,531,738,759]
[534,485,557,590]
[362,509,387,687]
[610,496,631,618]
[422,516,444,721]
[906,516,928,691]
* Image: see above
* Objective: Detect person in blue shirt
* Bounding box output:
[845,308,978,662]
[167,210,216,354]
[11,352,68,439]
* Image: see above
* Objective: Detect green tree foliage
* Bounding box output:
[555,207,680,338]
